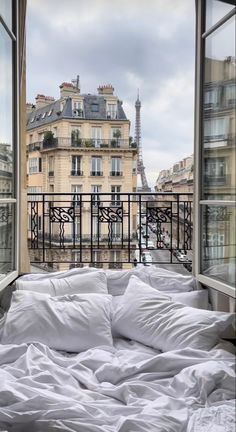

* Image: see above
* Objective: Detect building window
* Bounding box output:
[195,0,236,296]
[71,185,82,207]
[91,103,99,112]
[91,185,101,206]
[111,185,121,206]
[71,127,81,146]
[111,127,122,147]
[92,127,102,147]
[109,251,122,269]
[71,155,82,176]
[204,117,229,143]
[72,101,83,117]
[111,157,122,175]
[107,103,117,119]
[29,157,42,174]
[28,187,42,201]
[91,157,102,176]
[48,156,54,176]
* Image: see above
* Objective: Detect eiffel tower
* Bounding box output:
[135,91,151,192]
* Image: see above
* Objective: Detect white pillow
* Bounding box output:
[2,291,113,352]
[106,266,196,296]
[16,266,99,281]
[106,268,149,296]
[112,276,234,351]
[16,270,108,296]
[112,290,209,311]
[168,290,209,310]
[143,266,196,292]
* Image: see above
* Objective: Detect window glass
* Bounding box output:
[202,15,236,200]
[0,24,13,199]
[0,202,15,277]
[201,204,236,287]
[205,0,235,31]
[0,0,12,30]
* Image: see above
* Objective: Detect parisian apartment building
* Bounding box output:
[155,155,194,193]
[26,80,137,270]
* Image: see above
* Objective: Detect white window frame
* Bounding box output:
[72,155,82,174]
[91,157,102,174]
[91,127,102,147]
[194,0,236,299]
[111,157,121,174]
[0,1,22,291]
[29,157,41,174]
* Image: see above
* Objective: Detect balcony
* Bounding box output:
[90,171,103,176]
[27,192,193,270]
[26,138,135,151]
[71,169,83,176]
[110,171,123,176]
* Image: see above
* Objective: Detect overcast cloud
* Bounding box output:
[27,0,195,188]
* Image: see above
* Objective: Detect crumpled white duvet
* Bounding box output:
[0,338,235,432]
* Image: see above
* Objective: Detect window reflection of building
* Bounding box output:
[199,2,236,291]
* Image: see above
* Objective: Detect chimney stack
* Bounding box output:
[59,82,80,99]
[97,84,114,95]
[35,94,55,109]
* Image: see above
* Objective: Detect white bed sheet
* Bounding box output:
[0,339,235,432]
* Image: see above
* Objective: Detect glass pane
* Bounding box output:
[0,202,15,278]
[0,0,12,30]
[206,0,235,31]
[201,204,236,287]
[202,15,236,200]
[0,24,13,199]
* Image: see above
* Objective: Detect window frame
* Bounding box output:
[0,0,20,291]
[194,0,236,298]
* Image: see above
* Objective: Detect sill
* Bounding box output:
[197,274,236,298]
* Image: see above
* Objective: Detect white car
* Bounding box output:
[147,240,155,249]
[142,251,153,266]
[177,252,187,262]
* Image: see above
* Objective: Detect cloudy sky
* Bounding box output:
[26,0,195,188]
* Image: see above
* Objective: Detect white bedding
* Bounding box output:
[0,268,235,431]
[0,339,235,431]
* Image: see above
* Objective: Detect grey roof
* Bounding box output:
[27,95,128,131]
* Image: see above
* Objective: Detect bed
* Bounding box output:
[0,266,235,432]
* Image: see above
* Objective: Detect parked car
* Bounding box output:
[141,240,147,250]
[142,251,153,266]
[176,251,187,262]
[147,240,155,249]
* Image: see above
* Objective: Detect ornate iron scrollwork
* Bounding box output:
[0,206,10,223]
[146,207,172,223]
[97,207,123,248]
[49,207,74,223]
[98,207,123,223]
[49,207,75,248]
[206,206,230,222]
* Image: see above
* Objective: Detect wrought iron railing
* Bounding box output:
[27,192,193,270]
[28,138,137,152]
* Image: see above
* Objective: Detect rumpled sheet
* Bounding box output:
[0,338,235,432]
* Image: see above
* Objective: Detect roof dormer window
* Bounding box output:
[41,112,46,119]
[48,109,53,117]
[91,103,99,112]
[30,116,35,123]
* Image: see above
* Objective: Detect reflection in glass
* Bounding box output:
[206,0,235,31]
[0,0,12,29]
[0,203,15,277]
[0,24,13,198]
[202,15,236,200]
[201,205,236,287]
